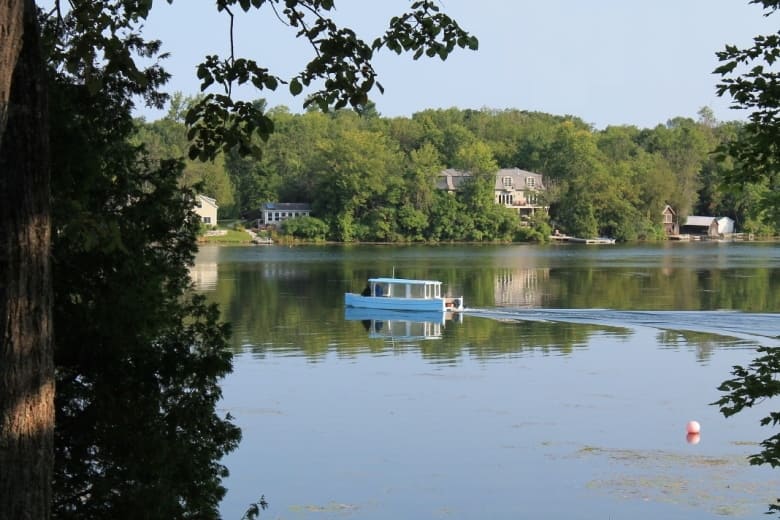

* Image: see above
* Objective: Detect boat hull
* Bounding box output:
[344,293,462,312]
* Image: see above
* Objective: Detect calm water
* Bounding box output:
[192,242,780,519]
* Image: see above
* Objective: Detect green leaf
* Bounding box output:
[289,78,303,96]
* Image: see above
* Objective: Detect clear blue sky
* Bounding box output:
[136,0,777,129]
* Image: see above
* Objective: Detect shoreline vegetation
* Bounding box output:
[198,224,776,246]
[144,102,780,245]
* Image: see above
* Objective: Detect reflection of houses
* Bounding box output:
[188,262,218,290]
[437,168,547,217]
[195,195,218,225]
[494,268,550,307]
[258,202,312,227]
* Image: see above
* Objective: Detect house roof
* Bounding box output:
[683,216,716,227]
[436,168,471,191]
[494,168,544,190]
[437,167,545,191]
[261,202,312,211]
[198,194,218,208]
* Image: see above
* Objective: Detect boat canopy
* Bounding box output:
[368,277,441,286]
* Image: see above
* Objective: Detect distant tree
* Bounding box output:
[638,118,713,218]
[281,215,329,240]
[311,129,403,241]
[452,140,498,176]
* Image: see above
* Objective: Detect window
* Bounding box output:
[525,177,536,187]
[203,216,211,224]
[502,176,513,187]
[664,213,673,224]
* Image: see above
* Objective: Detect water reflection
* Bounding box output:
[194,244,780,361]
[189,262,218,290]
[493,267,549,307]
[344,308,462,343]
[199,244,780,519]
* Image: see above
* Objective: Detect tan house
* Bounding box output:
[194,195,218,225]
[437,167,547,217]
[493,168,546,217]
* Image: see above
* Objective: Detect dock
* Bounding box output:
[550,235,615,244]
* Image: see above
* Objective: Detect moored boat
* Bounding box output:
[344,277,464,312]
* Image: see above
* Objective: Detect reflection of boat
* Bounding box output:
[344,277,464,312]
[344,308,460,341]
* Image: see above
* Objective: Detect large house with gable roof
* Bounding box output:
[437,167,547,217]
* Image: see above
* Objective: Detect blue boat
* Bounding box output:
[344,277,464,312]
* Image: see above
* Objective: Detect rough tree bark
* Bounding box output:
[0,0,26,146]
[0,0,54,518]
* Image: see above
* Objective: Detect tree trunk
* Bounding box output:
[0,0,54,518]
[0,0,26,147]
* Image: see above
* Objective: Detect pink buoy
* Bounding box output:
[686,420,701,434]
[686,432,701,445]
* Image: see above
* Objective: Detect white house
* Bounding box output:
[194,195,218,225]
[259,202,312,227]
[717,216,735,235]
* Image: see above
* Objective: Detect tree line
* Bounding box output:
[138,98,777,242]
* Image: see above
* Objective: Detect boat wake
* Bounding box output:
[462,308,780,346]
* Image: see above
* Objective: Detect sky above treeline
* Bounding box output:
[135,0,778,129]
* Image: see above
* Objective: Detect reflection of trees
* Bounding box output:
[546,267,780,311]
[205,259,629,361]
[656,330,744,364]
[419,319,625,364]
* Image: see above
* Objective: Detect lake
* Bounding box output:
[192,242,780,519]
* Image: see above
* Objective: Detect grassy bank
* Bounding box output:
[199,229,253,244]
